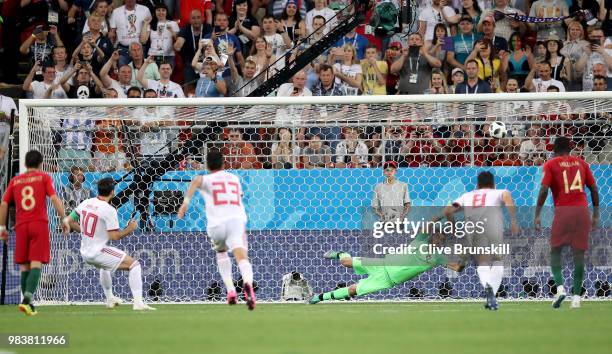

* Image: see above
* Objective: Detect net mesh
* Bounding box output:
[7,93,611,304]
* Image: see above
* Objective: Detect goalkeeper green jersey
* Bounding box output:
[383,233,447,285]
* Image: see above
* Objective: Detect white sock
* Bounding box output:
[557,285,566,295]
[490,261,504,294]
[237,259,254,285]
[99,269,114,301]
[476,266,491,289]
[216,252,236,293]
[128,261,143,304]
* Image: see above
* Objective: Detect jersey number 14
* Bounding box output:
[562,170,583,194]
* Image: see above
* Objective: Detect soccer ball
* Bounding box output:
[490,121,508,139]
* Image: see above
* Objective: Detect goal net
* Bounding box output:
[8,92,612,304]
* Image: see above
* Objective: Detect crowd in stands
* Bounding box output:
[1,0,611,170]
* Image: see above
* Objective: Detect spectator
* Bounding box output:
[444,0,482,28]
[426,23,449,68]
[570,0,601,28]
[179,0,213,26]
[230,52,264,97]
[591,62,612,89]
[109,0,152,66]
[228,0,261,57]
[271,0,308,19]
[477,15,508,53]
[71,37,106,75]
[391,33,442,95]
[270,127,301,169]
[275,70,312,128]
[81,0,112,35]
[310,64,349,148]
[204,12,245,78]
[419,0,454,42]
[519,125,547,165]
[140,2,180,67]
[377,127,407,166]
[52,46,72,84]
[503,32,534,87]
[528,0,570,41]
[545,36,571,86]
[334,28,369,60]
[23,64,68,99]
[454,59,492,117]
[280,0,307,45]
[195,58,227,99]
[561,21,589,91]
[100,51,134,97]
[448,67,465,93]
[20,25,63,66]
[79,16,114,60]
[93,88,128,172]
[61,166,93,213]
[465,39,506,91]
[223,129,259,169]
[575,27,612,91]
[302,134,332,168]
[128,42,161,87]
[306,0,338,34]
[592,74,609,91]
[261,15,293,73]
[59,63,105,99]
[135,89,176,160]
[384,42,402,94]
[480,0,527,41]
[447,14,477,71]
[250,36,277,79]
[58,103,96,171]
[175,10,212,85]
[361,44,388,95]
[335,127,369,168]
[329,43,363,95]
[127,86,142,98]
[138,59,185,98]
[525,61,566,92]
[425,68,449,94]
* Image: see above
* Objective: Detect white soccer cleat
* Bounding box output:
[570,295,581,309]
[133,302,157,311]
[552,287,567,309]
[105,296,124,309]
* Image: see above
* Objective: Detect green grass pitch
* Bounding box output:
[1,302,610,354]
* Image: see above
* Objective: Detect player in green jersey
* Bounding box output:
[309,232,464,304]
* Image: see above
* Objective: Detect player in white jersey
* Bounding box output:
[178,150,256,310]
[63,178,155,311]
[443,171,518,310]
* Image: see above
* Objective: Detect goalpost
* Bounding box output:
[10,92,612,304]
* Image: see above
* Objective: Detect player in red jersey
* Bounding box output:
[534,137,599,309]
[0,150,68,316]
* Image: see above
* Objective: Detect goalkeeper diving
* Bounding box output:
[310,226,464,304]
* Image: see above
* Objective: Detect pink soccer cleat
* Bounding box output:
[243,283,256,311]
[227,290,238,305]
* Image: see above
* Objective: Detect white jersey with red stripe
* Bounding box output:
[75,197,120,259]
[453,188,507,226]
[198,170,247,228]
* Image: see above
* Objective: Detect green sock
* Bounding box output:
[573,251,585,296]
[551,248,564,287]
[322,287,351,301]
[24,268,42,303]
[20,271,30,296]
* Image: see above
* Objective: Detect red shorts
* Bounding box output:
[14,221,51,264]
[550,207,591,250]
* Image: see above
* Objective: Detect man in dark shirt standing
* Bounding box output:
[390,33,442,95]
[174,9,212,86]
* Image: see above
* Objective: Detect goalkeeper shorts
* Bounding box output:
[352,257,395,296]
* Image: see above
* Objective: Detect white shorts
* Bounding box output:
[83,246,127,272]
[207,219,247,252]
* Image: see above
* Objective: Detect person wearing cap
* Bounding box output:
[476,14,508,53]
[479,0,526,42]
[447,14,478,70]
[371,160,411,223]
[391,33,442,95]
[449,67,465,93]
[19,24,64,66]
[528,0,570,41]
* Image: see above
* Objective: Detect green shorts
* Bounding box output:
[352,257,395,296]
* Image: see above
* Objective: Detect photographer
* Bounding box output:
[575,27,612,91]
[19,24,64,66]
[391,33,441,95]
